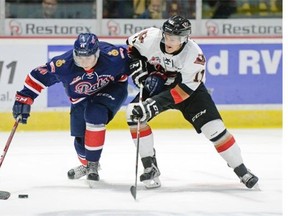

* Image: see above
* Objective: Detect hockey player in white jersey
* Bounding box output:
[126,15,259,189]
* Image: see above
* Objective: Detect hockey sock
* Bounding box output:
[85,123,106,162]
[212,130,243,168]
[74,137,88,166]
[130,124,154,158]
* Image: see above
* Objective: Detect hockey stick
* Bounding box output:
[0,119,19,168]
[130,84,144,200]
[0,119,20,200]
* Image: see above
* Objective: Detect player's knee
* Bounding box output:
[201,119,226,140]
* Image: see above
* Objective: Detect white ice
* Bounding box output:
[0,129,282,216]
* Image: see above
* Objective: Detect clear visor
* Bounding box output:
[161,33,188,46]
[73,49,100,69]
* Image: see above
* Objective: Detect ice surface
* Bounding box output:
[0,129,282,216]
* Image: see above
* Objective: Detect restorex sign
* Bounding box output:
[4,19,282,37]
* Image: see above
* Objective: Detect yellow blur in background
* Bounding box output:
[0,109,282,131]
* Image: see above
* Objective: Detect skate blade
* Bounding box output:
[143,177,161,189]
[252,183,261,191]
[87,180,98,188]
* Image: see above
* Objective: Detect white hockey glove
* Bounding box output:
[129,59,148,88]
[131,98,160,122]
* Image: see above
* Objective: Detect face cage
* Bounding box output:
[73,49,100,69]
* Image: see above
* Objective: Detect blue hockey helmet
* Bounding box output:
[74,33,99,56]
[73,33,100,69]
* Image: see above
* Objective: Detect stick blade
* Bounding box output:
[0,191,10,200]
[130,186,137,200]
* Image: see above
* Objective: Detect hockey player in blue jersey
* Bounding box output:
[12,33,130,188]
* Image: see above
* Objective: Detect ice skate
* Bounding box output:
[240,171,259,189]
[140,155,161,189]
[234,163,259,189]
[67,165,87,179]
[87,161,100,188]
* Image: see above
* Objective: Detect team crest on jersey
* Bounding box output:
[55,59,66,67]
[74,74,114,95]
[108,49,119,56]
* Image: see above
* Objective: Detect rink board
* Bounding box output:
[0,37,282,131]
[0,109,282,131]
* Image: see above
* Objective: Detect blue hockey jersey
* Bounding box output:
[19,42,130,104]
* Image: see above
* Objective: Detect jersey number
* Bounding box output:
[193,69,205,82]
[0,61,17,84]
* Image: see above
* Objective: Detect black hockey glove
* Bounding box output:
[131,98,160,122]
[12,92,33,124]
[129,59,148,88]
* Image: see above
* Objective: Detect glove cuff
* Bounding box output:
[145,98,161,116]
[15,92,34,105]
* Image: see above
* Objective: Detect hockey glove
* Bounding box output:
[12,92,33,124]
[144,71,167,96]
[129,59,148,88]
[131,98,160,122]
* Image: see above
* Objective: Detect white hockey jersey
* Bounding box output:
[127,27,206,94]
